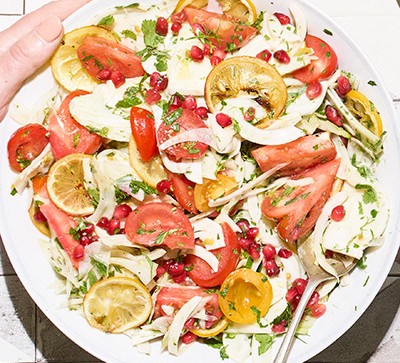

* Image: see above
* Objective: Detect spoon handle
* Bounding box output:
[273,278,321,363]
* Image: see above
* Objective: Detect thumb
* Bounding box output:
[0,15,63,117]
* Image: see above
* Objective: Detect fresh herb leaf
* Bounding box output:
[121,29,137,41]
[251,306,268,328]
[357,255,367,270]
[253,11,265,32]
[98,15,115,26]
[368,80,377,86]
[163,107,182,126]
[91,257,108,276]
[142,19,164,48]
[115,186,130,204]
[272,304,293,326]
[115,86,142,108]
[115,3,139,10]
[355,184,377,204]
[254,334,274,356]
[323,28,333,36]
[129,180,157,195]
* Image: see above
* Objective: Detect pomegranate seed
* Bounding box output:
[171,21,182,34]
[278,248,292,259]
[182,332,197,344]
[149,72,168,91]
[208,211,220,218]
[247,227,259,239]
[184,317,196,330]
[274,12,291,25]
[210,55,222,67]
[182,95,197,110]
[291,294,301,311]
[156,265,166,277]
[169,93,184,111]
[113,204,132,219]
[340,136,348,147]
[274,50,290,64]
[325,249,334,259]
[306,291,320,308]
[293,278,307,295]
[336,76,352,97]
[96,68,112,81]
[157,179,172,194]
[190,45,204,62]
[96,216,109,229]
[193,23,206,35]
[171,11,186,24]
[330,205,345,222]
[256,49,272,62]
[33,211,47,223]
[119,228,125,235]
[145,89,162,105]
[172,271,187,283]
[264,259,280,277]
[244,107,256,122]
[248,242,261,259]
[306,82,323,100]
[237,219,250,233]
[73,244,84,259]
[107,218,121,235]
[80,235,91,246]
[156,17,168,36]
[262,244,277,261]
[212,47,226,60]
[83,223,95,235]
[90,235,99,243]
[195,106,209,119]
[203,43,211,56]
[285,287,298,302]
[111,70,125,88]
[325,105,343,126]
[168,261,185,276]
[216,113,232,127]
[272,322,286,334]
[238,237,252,250]
[311,303,327,318]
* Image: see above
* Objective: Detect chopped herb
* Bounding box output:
[272,304,293,326]
[220,286,229,298]
[284,192,310,206]
[115,186,130,204]
[129,180,157,195]
[141,19,164,48]
[204,336,223,349]
[87,187,99,208]
[355,184,377,204]
[73,133,80,148]
[115,3,139,10]
[251,306,268,328]
[91,257,108,276]
[121,29,137,41]
[254,334,274,356]
[357,255,367,270]
[323,28,333,36]
[363,275,370,287]
[115,86,142,108]
[232,118,241,133]
[228,301,236,311]
[184,264,194,272]
[370,209,378,218]
[86,126,109,138]
[368,80,377,86]
[163,107,182,126]
[98,15,115,26]
[154,229,177,245]
[220,346,229,360]
[253,11,265,32]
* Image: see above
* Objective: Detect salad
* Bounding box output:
[6,0,389,361]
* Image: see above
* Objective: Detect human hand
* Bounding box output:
[0,0,90,121]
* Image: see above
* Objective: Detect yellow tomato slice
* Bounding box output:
[344,90,383,137]
[190,317,230,337]
[218,269,273,324]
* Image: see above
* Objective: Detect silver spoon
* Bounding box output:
[273,237,358,363]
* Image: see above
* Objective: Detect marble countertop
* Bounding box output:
[0,0,399,362]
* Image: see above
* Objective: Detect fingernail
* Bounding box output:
[37,16,63,43]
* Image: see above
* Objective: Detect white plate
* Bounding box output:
[1,0,400,362]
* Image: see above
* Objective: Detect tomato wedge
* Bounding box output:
[184,222,240,288]
[77,36,145,79]
[261,159,340,242]
[157,109,208,160]
[125,202,195,250]
[130,107,157,162]
[48,90,103,159]
[167,171,198,214]
[292,34,338,83]
[154,286,222,321]
[7,123,49,172]
[251,133,337,176]
[184,7,257,51]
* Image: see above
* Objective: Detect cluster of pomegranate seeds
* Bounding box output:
[155,17,169,36]
[274,12,291,25]
[306,82,323,100]
[236,219,261,260]
[216,113,232,127]
[336,75,352,97]
[158,259,188,283]
[96,203,132,235]
[77,222,99,247]
[325,105,343,126]
[262,244,280,277]
[256,49,272,62]
[273,50,290,64]
[330,204,345,222]
[96,68,126,88]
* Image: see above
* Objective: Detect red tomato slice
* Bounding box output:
[184,222,240,288]
[48,90,103,159]
[125,202,195,250]
[154,286,222,321]
[251,133,337,176]
[184,7,257,51]
[77,36,145,79]
[7,123,49,172]
[167,171,197,214]
[292,34,338,83]
[261,159,340,242]
[130,107,157,162]
[157,109,208,160]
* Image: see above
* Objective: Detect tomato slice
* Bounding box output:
[130,107,158,162]
[154,286,222,321]
[292,34,338,83]
[125,202,195,250]
[184,222,240,288]
[167,171,198,214]
[184,7,257,51]
[7,124,49,172]
[157,109,208,160]
[261,159,340,242]
[77,36,145,79]
[48,90,103,159]
[251,133,337,176]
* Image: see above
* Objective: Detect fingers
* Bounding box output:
[0,0,90,52]
[0,16,63,114]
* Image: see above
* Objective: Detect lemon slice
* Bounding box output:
[174,0,208,13]
[128,136,167,188]
[344,90,383,137]
[217,0,257,23]
[47,153,95,216]
[51,26,117,92]
[83,276,152,333]
[205,56,288,127]
[190,317,229,337]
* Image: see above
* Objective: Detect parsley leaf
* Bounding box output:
[142,19,164,48]
[121,29,137,41]
[115,3,139,10]
[98,15,115,26]
[254,334,274,356]
[129,180,157,195]
[355,184,377,204]
[91,257,108,276]
[115,86,142,108]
